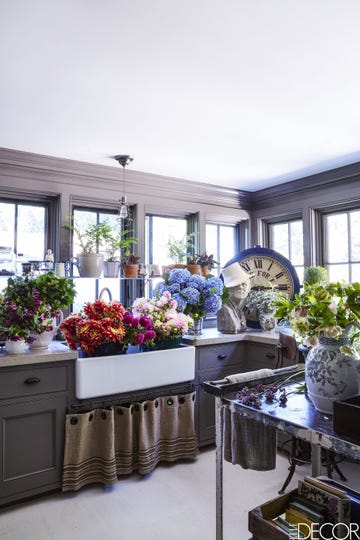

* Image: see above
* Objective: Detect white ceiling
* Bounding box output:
[2,0,360,191]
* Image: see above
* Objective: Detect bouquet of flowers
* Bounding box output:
[0,291,54,342]
[132,290,193,339]
[155,268,223,320]
[60,299,156,355]
[275,281,360,347]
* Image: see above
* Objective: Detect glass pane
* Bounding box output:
[294,265,304,286]
[325,213,348,263]
[219,226,236,269]
[72,278,97,312]
[147,216,187,267]
[351,263,360,282]
[270,223,289,259]
[205,224,218,263]
[350,211,360,261]
[327,264,349,282]
[289,221,303,266]
[0,202,15,249]
[17,204,46,260]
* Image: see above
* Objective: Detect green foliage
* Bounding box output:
[195,252,219,269]
[3,273,76,315]
[64,218,113,254]
[103,229,138,262]
[274,281,360,346]
[303,265,328,286]
[167,233,197,265]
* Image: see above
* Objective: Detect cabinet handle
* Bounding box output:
[24,377,40,385]
[265,353,276,359]
[217,354,227,360]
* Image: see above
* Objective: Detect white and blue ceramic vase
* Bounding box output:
[305,334,360,415]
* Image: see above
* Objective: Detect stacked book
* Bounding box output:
[272,476,354,539]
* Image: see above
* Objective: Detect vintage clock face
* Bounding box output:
[224,246,300,327]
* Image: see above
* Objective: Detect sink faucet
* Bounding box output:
[98,287,112,301]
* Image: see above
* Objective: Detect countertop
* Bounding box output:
[0,341,77,368]
[182,327,280,346]
[0,329,279,367]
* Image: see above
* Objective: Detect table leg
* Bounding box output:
[311,444,321,476]
[215,397,224,540]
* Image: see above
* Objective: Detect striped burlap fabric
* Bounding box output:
[62,392,198,491]
[62,408,117,492]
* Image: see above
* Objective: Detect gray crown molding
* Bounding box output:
[0,147,250,211]
[250,161,360,210]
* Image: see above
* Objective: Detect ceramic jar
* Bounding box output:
[305,335,360,414]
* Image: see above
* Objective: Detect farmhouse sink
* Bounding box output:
[75,345,196,399]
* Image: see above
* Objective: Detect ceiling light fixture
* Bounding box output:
[114,154,134,220]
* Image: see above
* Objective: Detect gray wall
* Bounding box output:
[0,148,250,263]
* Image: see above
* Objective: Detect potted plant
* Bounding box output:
[274,281,360,413]
[195,252,219,276]
[64,218,111,277]
[115,230,139,278]
[167,233,197,268]
[0,273,76,350]
[102,228,138,278]
[186,255,201,275]
[245,288,282,332]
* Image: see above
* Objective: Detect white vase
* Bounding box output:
[258,309,277,332]
[73,253,104,277]
[305,335,360,414]
[28,312,63,350]
[5,339,27,355]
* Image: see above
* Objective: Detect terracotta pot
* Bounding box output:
[187,264,201,275]
[122,263,138,278]
[201,265,211,276]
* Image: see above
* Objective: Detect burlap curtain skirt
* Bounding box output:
[62,392,198,492]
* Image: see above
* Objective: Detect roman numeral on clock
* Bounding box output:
[240,262,251,272]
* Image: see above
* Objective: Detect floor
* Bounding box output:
[0,447,359,540]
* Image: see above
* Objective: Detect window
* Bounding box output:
[71,208,142,312]
[0,199,48,262]
[323,208,360,282]
[268,219,304,284]
[205,223,238,275]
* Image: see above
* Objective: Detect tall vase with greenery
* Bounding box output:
[275,280,360,414]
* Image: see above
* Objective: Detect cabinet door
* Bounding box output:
[196,342,246,377]
[244,342,279,370]
[0,395,66,502]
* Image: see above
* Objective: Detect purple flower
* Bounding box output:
[172,293,187,311]
[168,268,191,285]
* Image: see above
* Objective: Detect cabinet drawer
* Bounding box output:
[197,342,245,371]
[0,365,68,400]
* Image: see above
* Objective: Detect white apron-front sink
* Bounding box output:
[75,345,195,399]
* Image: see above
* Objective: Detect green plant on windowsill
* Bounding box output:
[167,233,197,265]
[64,218,112,254]
[195,252,219,270]
[104,229,138,263]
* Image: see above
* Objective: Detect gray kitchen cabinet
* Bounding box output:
[0,360,75,506]
[195,338,285,447]
[196,341,247,447]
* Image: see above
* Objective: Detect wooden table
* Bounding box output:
[203,372,360,540]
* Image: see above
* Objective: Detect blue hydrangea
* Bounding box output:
[204,294,222,314]
[181,286,200,305]
[154,282,166,295]
[202,276,224,296]
[168,268,191,285]
[166,283,180,293]
[172,293,187,311]
[187,274,204,288]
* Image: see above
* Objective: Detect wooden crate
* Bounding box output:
[248,490,297,540]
